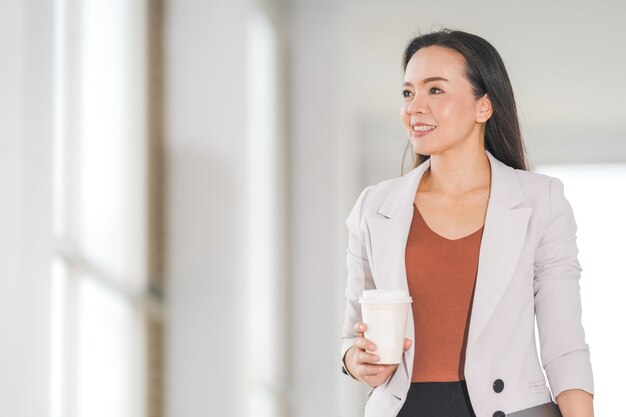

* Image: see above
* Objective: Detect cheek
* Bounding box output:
[436,99,475,125]
[400,105,410,125]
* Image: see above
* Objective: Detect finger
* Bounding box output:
[353,322,367,336]
[357,363,386,376]
[355,337,377,352]
[363,363,397,377]
[356,350,380,364]
[383,364,399,373]
[403,338,413,351]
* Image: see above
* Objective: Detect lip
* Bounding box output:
[410,122,437,138]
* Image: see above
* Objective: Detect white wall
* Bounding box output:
[0,1,53,416]
[286,3,373,416]
[163,1,249,416]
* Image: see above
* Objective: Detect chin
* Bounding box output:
[409,138,435,156]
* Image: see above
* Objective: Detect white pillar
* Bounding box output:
[0,1,54,416]
[164,1,250,416]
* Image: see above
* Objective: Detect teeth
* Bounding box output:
[413,125,436,132]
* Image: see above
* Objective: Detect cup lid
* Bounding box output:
[358,289,412,304]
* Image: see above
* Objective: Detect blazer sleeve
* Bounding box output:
[533,177,594,400]
[340,186,376,376]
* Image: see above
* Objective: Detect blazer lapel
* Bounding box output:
[364,149,533,387]
[466,151,533,352]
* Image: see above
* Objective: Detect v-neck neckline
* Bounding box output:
[413,202,484,242]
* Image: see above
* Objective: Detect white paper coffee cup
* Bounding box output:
[358,289,412,364]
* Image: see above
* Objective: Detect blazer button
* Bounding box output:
[493,411,505,417]
[493,378,504,393]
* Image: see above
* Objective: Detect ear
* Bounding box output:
[476,93,493,123]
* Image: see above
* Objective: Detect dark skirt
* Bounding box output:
[396,380,477,417]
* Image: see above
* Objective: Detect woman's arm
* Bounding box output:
[556,389,594,417]
[341,186,375,375]
[533,177,595,411]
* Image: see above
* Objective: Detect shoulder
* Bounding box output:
[515,169,552,198]
[514,168,568,200]
[345,176,402,230]
[352,176,401,211]
[513,169,573,224]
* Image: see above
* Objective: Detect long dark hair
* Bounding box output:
[400,28,529,175]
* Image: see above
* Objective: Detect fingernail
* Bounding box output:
[359,324,365,330]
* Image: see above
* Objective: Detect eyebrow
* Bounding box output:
[403,76,449,86]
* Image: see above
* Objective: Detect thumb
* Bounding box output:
[403,338,412,351]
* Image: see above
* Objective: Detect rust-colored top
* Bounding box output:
[405,202,484,382]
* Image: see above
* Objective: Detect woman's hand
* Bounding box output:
[344,322,412,388]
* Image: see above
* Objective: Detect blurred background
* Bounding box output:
[1,0,625,416]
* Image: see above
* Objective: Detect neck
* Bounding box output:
[423,147,491,196]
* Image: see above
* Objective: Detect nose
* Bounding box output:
[404,92,427,115]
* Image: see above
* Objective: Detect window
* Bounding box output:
[51,1,162,416]
[245,9,285,417]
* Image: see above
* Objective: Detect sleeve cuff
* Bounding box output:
[341,337,358,380]
[544,348,594,400]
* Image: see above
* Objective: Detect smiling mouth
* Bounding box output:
[412,125,436,132]
[410,124,437,139]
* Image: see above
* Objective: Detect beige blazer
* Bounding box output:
[341,149,594,417]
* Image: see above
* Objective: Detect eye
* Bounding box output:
[402,89,412,98]
[429,87,443,94]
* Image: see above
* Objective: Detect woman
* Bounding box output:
[340,29,595,417]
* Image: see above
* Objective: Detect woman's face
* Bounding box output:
[400,46,491,156]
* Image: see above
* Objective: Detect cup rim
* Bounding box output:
[358,289,412,304]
